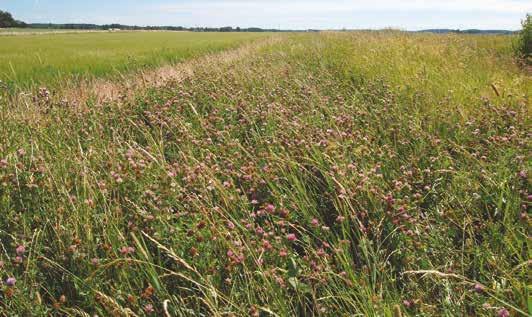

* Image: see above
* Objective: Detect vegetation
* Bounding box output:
[0,31,530,316]
[0,32,271,90]
[516,14,532,63]
[0,10,26,28]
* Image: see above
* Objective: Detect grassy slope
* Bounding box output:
[0,32,530,316]
[0,31,271,90]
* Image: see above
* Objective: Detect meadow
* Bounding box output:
[0,31,530,316]
[0,31,271,90]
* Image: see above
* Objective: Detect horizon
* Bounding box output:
[0,0,531,31]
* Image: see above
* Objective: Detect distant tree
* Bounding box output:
[0,10,26,28]
[516,14,531,64]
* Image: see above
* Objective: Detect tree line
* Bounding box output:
[0,10,296,32]
[27,23,293,32]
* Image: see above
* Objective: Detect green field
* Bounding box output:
[0,31,271,89]
[0,31,530,316]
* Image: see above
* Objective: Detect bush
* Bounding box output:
[516,14,532,63]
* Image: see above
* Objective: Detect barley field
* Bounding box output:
[0,31,530,316]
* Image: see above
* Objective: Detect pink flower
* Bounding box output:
[144,304,154,314]
[497,308,510,317]
[286,233,297,242]
[5,277,16,287]
[120,246,135,255]
[265,204,276,213]
[473,283,484,293]
[15,245,25,256]
[311,218,319,227]
[403,299,414,308]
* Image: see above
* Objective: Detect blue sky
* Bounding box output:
[1,0,530,30]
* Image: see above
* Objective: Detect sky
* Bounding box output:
[0,0,530,30]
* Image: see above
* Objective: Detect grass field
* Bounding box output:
[0,31,530,316]
[0,31,271,90]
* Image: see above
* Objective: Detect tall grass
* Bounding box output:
[0,32,530,316]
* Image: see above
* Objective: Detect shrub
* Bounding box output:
[516,14,532,63]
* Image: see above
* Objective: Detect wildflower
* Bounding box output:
[120,246,135,255]
[265,204,275,213]
[15,245,25,256]
[5,277,16,287]
[518,170,527,179]
[262,239,273,250]
[255,226,265,236]
[403,299,414,308]
[497,308,510,317]
[336,215,346,223]
[144,304,154,314]
[311,218,319,227]
[91,258,100,266]
[286,233,297,241]
[473,283,484,293]
[279,249,288,257]
[226,221,235,230]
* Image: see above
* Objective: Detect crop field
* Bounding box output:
[0,31,530,316]
[0,31,271,90]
